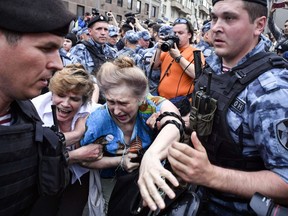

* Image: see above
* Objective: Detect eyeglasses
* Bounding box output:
[174,18,188,25]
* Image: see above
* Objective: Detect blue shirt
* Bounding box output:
[80,94,165,177]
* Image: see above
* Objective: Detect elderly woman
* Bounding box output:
[31,64,102,216]
[80,56,183,214]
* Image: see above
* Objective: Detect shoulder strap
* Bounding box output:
[223,52,288,96]
[15,100,44,143]
[80,41,106,62]
[218,52,287,145]
[15,100,41,121]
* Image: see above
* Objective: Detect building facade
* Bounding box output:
[63,0,212,29]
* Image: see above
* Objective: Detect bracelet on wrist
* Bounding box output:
[154,112,185,142]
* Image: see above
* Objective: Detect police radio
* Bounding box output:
[194,72,212,115]
[193,50,213,115]
[190,51,217,138]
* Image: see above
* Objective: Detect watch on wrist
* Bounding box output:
[175,55,183,63]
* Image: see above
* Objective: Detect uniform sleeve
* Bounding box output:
[249,69,288,183]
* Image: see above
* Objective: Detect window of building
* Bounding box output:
[136,0,141,13]
[106,0,112,3]
[117,0,123,7]
[163,5,166,15]
[145,3,149,15]
[128,0,133,9]
[76,5,85,17]
[151,6,156,17]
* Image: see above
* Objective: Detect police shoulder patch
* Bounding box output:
[230,97,245,114]
[276,119,288,150]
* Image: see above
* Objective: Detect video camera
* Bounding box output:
[160,33,180,52]
[250,192,288,216]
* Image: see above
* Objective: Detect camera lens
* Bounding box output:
[161,39,174,52]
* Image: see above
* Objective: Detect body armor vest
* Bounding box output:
[194,52,288,171]
[0,100,39,216]
[81,40,114,75]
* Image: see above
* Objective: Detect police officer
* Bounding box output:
[70,15,116,76]
[195,21,214,58]
[136,30,152,55]
[138,0,288,215]
[116,30,142,66]
[0,0,75,215]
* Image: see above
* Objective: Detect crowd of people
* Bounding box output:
[1,0,288,216]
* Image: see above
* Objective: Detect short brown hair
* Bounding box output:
[0,28,22,45]
[49,64,95,104]
[243,1,267,23]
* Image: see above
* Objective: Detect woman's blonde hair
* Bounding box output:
[97,56,148,100]
[49,64,94,104]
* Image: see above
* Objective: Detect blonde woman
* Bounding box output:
[31,64,102,216]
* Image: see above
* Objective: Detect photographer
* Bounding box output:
[151,18,204,114]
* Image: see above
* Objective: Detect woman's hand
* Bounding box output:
[146,112,161,130]
[122,152,140,173]
[69,143,103,164]
[138,151,179,211]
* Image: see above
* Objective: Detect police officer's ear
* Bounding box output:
[254,16,266,36]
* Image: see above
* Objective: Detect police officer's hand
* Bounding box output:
[167,131,214,185]
[169,43,181,59]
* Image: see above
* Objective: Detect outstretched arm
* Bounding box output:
[138,100,182,211]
